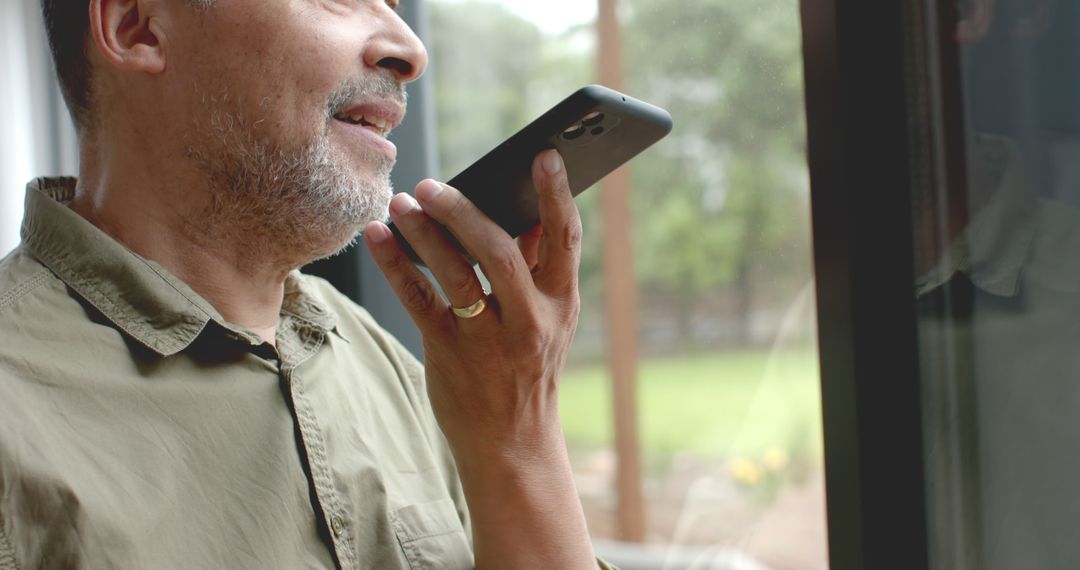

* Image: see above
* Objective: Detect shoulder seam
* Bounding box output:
[0,268,52,315]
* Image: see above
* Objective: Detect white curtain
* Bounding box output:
[0,0,78,255]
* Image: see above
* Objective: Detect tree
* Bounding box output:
[621,0,811,346]
[429,2,592,178]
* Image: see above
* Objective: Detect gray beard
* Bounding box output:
[184,84,399,268]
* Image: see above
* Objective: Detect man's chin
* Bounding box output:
[305,203,391,264]
[307,233,361,263]
[186,117,395,269]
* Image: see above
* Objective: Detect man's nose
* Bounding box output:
[364,7,429,84]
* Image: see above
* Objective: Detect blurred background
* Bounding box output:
[0,0,826,568]
[427,2,825,568]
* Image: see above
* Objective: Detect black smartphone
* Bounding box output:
[388,84,673,264]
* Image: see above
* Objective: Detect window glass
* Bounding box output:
[917,2,1080,568]
[1,0,46,254]
[0,0,78,255]
[428,1,826,566]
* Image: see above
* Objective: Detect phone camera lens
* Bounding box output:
[591,126,605,136]
[562,124,587,140]
[582,112,605,127]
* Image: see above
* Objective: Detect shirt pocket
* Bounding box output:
[390,498,474,570]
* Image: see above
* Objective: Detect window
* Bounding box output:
[914,1,1080,568]
[428,1,825,566]
[0,0,78,254]
[7,1,830,567]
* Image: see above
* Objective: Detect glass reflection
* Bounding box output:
[917,1,1080,568]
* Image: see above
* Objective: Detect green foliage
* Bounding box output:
[429,2,593,178]
[621,0,811,316]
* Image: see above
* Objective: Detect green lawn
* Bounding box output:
[559,349,824,461]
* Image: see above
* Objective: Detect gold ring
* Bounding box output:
[452,295,488,319]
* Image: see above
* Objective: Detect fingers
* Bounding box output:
[532,150,582,291]
[370,150,579,332]
[385,191,490,316]
[413,179,534,310]
[518,224,543,271]
[363,220,451,335]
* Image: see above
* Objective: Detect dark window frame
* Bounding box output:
[800,0,935,568]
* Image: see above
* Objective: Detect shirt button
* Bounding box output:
[331,515,345,538]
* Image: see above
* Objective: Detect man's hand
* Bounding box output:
[363,150,597,569]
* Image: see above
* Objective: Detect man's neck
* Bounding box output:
[69,141,294,346]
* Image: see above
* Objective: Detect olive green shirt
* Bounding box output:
[0,178,475,569]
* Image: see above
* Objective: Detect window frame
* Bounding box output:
[800,0,935,568]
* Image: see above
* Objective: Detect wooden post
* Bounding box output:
[597,0,645,543]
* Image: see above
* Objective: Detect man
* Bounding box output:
[0,0,606,568]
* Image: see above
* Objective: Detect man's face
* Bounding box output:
[169,0,427,260]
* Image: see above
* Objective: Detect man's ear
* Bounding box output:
[88,0,168,74]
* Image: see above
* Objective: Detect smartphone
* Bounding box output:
[388,84,673,264]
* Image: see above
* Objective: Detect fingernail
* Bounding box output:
[390,193,420,216]
[542,150,563,175]
[365,221,391,244]
[415,179,444,203]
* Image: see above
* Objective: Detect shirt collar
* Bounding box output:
[21,177,337,356]
[916,133,1080,298]
[916,134,1038,298]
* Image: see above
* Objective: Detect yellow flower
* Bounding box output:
[730,457,763,485]
[763,448,789,471]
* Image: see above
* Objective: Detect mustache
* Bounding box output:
[325,73,408,119]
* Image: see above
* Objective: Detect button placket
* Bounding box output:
[286,368,355,568]
[279,323,355,567]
